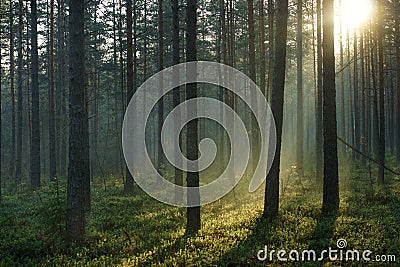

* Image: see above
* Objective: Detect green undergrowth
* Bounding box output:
[1,162,399,266]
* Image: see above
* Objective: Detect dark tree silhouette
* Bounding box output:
[322,0,339,214]
[186,0,200,234]
[30,0,40,190]
[263,0,288,220]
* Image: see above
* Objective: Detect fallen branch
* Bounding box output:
[337,136,400,176]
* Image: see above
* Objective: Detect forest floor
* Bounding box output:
[1,159,400,266]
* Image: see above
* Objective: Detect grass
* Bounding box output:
[0,161,399,266]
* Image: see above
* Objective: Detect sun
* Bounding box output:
[339,0,374,30]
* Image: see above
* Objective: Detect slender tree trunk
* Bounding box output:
[9,1,16,179]
[30,0,41,190]
[247,0,258,168]
[124,0,134,193]
[369,23,379,157]
[339,0,345,156]
[353,29,360,160]
[66,0,89,243]
[258,0,266,95]
[396,18,400,161]
[267,0,274,98]
[157,0,164,171]
[377,1,385,184]
[49,0,57,181]
[263,0,288,220]
[315,0,323,184]
[16,0,23,184]
[360,28,366,165]
[247,0,256,82]
[322,0,339,214]
[186,0,200,234]
[172,0,183,203]
[296,0,303,176]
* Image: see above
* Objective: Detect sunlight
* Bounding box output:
[339,0,374,30]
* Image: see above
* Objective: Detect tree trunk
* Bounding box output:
[16,0,23,184]
[157,0,164,171]
[396,18,400,161]
[9,1,16,179]
[315,0,323,184]
[267,0,274,98]
[263,0,288,220]
[172,0,183,204]
[49,0,57,181]
[247,0,256,82]
[360,28,366,165]
[339,0,345,157]
[66,0,89,243]
[30,0,41,190]
[353,29,360,160]
[124,0,134,193]
[296,0,303,177]
[377,1,385,184]
[57,0,67,177]
[186,0,200,234]
[247,0,258,169]
[258,0,266,95]
[322,0,339,214]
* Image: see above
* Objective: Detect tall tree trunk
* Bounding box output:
[377,0,385,184]
[258,0,266,95]
[267,0,274,98]
[339,0,345,156]
[30,0,41,189]
[396,18,400,161]
[49,0,57,181]
[247,0,258,169]
[247,0,256,82]
[296,0,303,176]
[9,1,16,179]
[124,0,134,193]
[172,0,183,204]
[186,0,200,234]
[322,0,339,214]
[360,28,366,165]
[157,0,164,171]
[353,29,360,160]
[16,0,23,184]
[315,0,323,184]
[58,0,67,177]
[66,0,89,243]
[263,0,288,220]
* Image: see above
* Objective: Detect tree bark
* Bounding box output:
[66,0,89,243]
[30,0,41,190]
[377,0,385,184]
[315,0,323,184]
[157,0,165,171]
[16,0,23,184]
[9,1,16,179]
[263,0,288,220]
[396,17,400,161]
[258,0,266,95]
[49,0,57,181]
[322,0,339,214]
[124,0,134,193]
[172,0,183,204]
[247,0,258,169]
[186,0,200,234]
